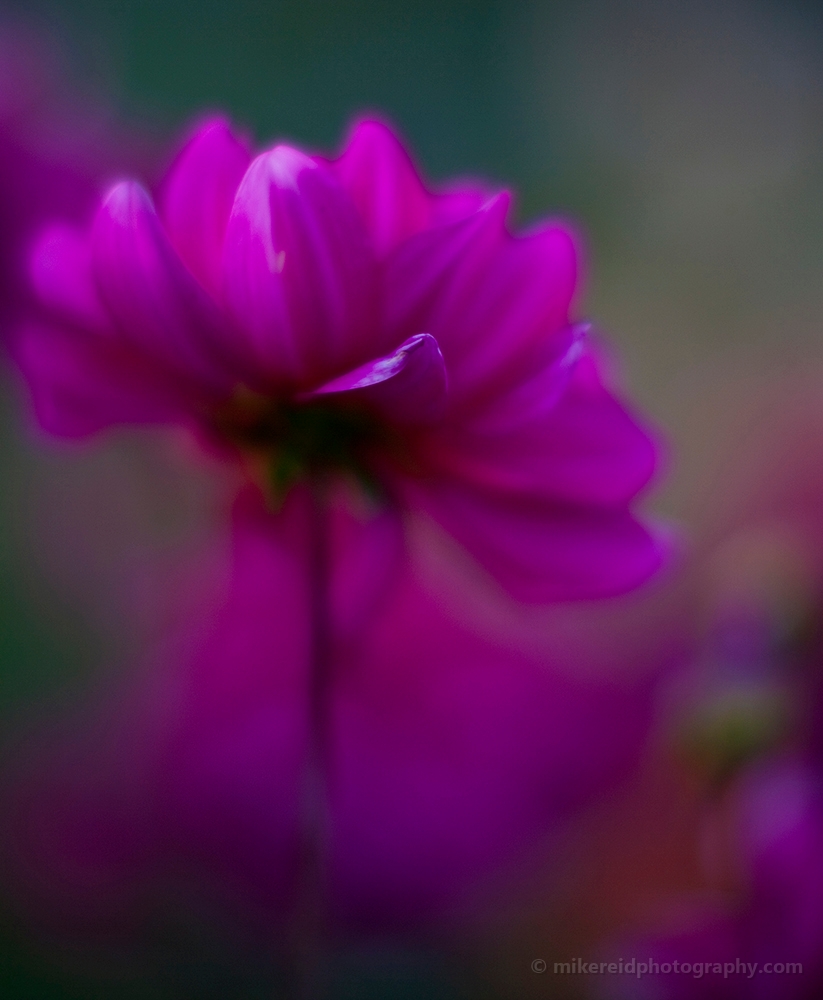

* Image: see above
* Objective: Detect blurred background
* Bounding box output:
[3,0,823,996]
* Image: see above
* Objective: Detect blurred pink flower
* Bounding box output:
[4,484,659,932]
[593,384,823,1000]
[3,113,670,955]
[0,26,151,341]
[15,115,661,601]
[602,762,823,1000]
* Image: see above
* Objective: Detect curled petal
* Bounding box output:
[385,203,578,405]
[159,117,251,298]
[425,344,658,508]
[407,481,663,602]
[92,182,236,393]
[222,146,379,387]
[308,333,448,425]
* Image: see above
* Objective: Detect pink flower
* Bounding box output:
[16,115,660,601]
[603,763,823,999]
[0,26,152,341]
[3,485,659,932]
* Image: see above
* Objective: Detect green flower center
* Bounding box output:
[214,388,391,500]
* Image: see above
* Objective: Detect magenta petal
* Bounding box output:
[328,494,406,644]
[307,334,448,425]
[157,489,312,913]
[330,119,432,257]
[383,194,509,373]
[331,564,655,925]
[13,322,195,436]
[459,324,586,432]
[29,224,109,332]
[159,117,251,298]
[153,487,405,914]
[222,146,380,387]
[0,486,654,930]
[385,202,578,404]
[737,764,823,965]
[440,222,579,404]
[330,120,497,253]
[408,481,663,601]
[426,345,658,507]
[430,184,493,226]
[92,182,236,393]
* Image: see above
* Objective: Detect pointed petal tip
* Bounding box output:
[339,115,414,160]
[191,113,238,137]
[410,480,669,604]
[247,144,317,193]
[501,517,667,604]
[522,217,585,293]
[100,179,153,225]
[166,114,253,171]
[480,189,512,223]
[223,142,378,385]
[160,116,252,297]
[345,116,401,143]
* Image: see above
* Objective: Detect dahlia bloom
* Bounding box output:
[16,116,660,601]
[5,115,667,953]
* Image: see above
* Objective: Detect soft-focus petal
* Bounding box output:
[382,194,507,338]
[439,222,579,405]
[1,487,654,931]
[330,120,496,255]
[424,346,657,508]
[615,765,823,999]
[92,181,237,393]
[385,205,578,405]
[222,147,380,387]
[330,119,432,257]
[328,493,406,644]
[157,488,312,915]
[407,481,663,601]
[308,333,448,425]
[13,321,198,436]
[430,183,493,226]
[738,764,823,968]
[0,29,149,343]
[146,486,408,917]
[331,554,656,925]
[159,117,251,298]
[29,224,109,332]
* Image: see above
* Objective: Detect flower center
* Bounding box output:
[214,388,390,499]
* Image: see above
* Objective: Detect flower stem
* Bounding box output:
[289,475,333,999]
